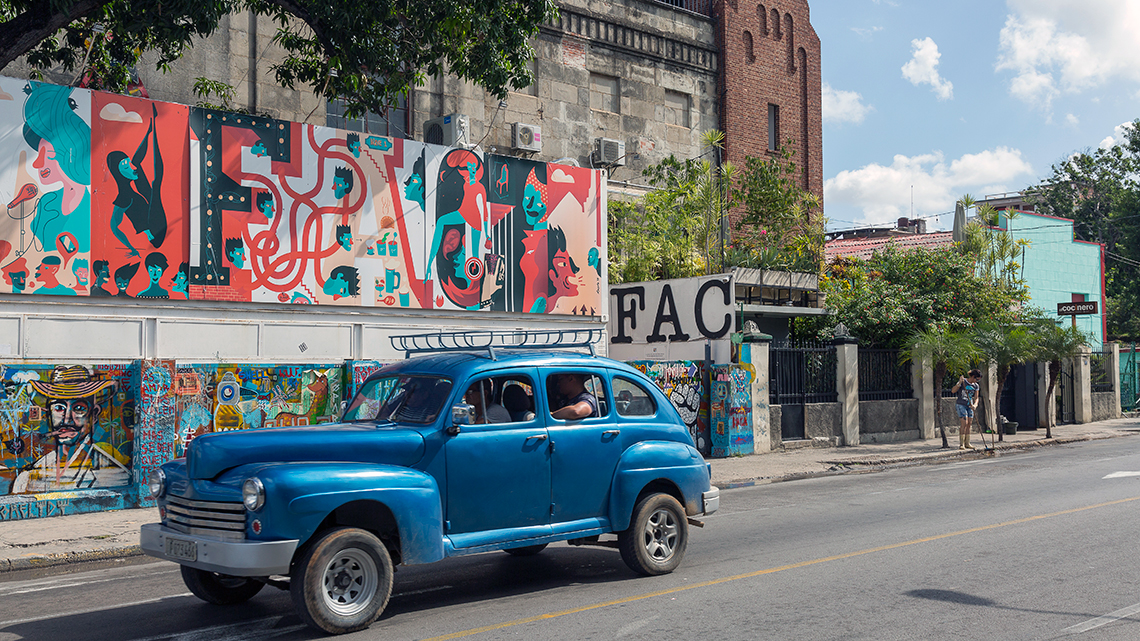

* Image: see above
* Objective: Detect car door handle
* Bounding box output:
[527,434,548,441]
[603,430,620,436]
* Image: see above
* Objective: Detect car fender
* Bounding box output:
[609,441,710,531]
[250,463,445,565]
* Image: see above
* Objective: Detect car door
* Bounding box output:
[544,369,623,527]
[445,368,551,542]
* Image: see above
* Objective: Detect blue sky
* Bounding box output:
[813,0,1140,231]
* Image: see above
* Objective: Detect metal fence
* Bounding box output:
[1122,346,1138,411]
[769,341,838,405]
[858,349,913,401]
[650,0,714,17]
[1090,351,1114,393]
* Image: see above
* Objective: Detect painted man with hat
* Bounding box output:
[12,365,129,492]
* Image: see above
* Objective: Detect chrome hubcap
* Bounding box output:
[642,508,678,561]
[321,547,377,616]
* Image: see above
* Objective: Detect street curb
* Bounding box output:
[0,545,143,574]
[718,432,1135,490]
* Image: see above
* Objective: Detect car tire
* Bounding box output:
[618,493,688,576]
[290,527,394,635]
[503,543,548,557]
[180,565,264,604]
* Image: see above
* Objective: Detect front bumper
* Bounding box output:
[702,486,720,515]
[140,523,299,577]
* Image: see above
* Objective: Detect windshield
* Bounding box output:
[343,375,453,424]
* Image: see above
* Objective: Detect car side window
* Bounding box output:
[613,377,657,417]
[547,371,608,419]
[464,375,536,424]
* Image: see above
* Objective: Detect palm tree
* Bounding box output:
[1033,322,1089,438]
[971,322,1036,441]
[903,327,981,449]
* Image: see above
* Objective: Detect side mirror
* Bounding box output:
[449,403,474,435]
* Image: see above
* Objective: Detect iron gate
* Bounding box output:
[769,341,837,440]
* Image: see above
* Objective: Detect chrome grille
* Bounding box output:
[164,495,246,541]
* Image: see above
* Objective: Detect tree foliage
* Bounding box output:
[796,245,1028,348]
[0,0,556,117]
[1031,321,1090,438]
[1026,119,1140,341]
[971,321,1036,442]
[902,327,980,448]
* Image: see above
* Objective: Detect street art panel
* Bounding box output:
[91,93,190,299]
[171,364,345,455]
[629,360,710,456]
[710,364,754,458]
[136,360,177,507]
[0,79,93,296]
[186,107,605,314]
[0,363,137,495]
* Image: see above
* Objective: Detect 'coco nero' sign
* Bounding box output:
[610,276,734,344]
[1057,301,1098,315]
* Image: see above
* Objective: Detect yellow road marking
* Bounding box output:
[422,495,1140,640]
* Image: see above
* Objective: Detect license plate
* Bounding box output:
[166,537,197,562]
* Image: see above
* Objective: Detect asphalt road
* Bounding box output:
[4,437,1140,641]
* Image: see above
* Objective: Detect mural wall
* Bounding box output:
[0,77,606,314]
[629,360,710,456]
[710,364,755,458]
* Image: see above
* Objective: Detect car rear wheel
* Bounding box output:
[180,565,264,604]
[618,493,688,576]
[290,527,394,635]
[503,543,548,557]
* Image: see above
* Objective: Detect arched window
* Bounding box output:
[758,4,768,35]
[785,13,795,72]
[744,30,755,63]
[771,8,781,39]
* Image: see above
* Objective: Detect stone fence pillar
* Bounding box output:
[1111,342,1122,419]
[833,336,859,446]
[739,333,772,453]
[911,351,936,440]
[1073,345,1093,424]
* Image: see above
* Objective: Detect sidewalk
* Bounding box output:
[3,417,1138,573]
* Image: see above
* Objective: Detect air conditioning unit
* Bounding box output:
[511,122,542,152]
[592,137,625,166]
[423,114,470,147]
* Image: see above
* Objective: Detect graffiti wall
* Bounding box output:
[628,360,710,456]
[0,76,606,314]
[186,109,604,312]
[710,364,754,458]
[0,363,137,495]
[171,364,344,455]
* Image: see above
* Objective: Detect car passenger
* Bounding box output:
[464,379,511,424]
[550,373,598,420]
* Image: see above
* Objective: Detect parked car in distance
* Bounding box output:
[141,330,718,634]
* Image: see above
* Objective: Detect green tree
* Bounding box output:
[730,142,823,274]
[608,132,735,283]
[1026,120,1140,341]
[0,0,555,117]
[1032,321,1090,439]
[902,327,980,449]
[971,322,1035,442]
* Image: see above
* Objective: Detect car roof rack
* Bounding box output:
[390,328,603,360]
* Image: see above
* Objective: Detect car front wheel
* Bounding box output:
[180,565,264,604]
[618,493,688,576]
[290,527,394,635]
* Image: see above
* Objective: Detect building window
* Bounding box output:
[664,90,691,128]
[590,74,620,114]
[327,95,408,138]
[767,103,779,151]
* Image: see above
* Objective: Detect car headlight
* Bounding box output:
[242,477,265,511]
[148,469,166,498]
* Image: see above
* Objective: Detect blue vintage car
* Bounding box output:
[141,331,719,634]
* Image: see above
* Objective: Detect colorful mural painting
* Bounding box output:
[0,363,137,495]
[171,364,344,456]
[629,360,710,456]
[0,76,605,313]
[91,94,190,299]
[710,364,754,458]
[0,79,93,296]
[185,109,604,312]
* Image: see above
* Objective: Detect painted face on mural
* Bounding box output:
[74,266,89,287]
[550,249,579,297]
[35,259,60,285]
[323,272,349,299]
[404,173,424,209]
[173,269,188,293]
[5,268,27,291]
[117,157,138,181]
[523,184,546,225]
[146,263,163,284]
[228,247,245,269]
[48,397,95,446]
[32,140,63,185]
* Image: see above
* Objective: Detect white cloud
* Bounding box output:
[1065,113,1079,126]
[99,102,142,124]
[822,83,873,125]
[997,1,1140,108]
[901,37,954,100]
[1099,121,1135,149]
[851,26,884,39]
[824,147,1035,222]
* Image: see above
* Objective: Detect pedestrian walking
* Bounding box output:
[952,369,982,450]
